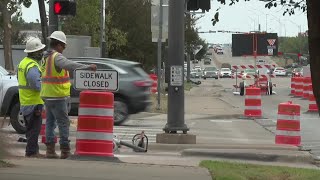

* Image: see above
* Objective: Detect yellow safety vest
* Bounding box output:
[17,57,44,106]
[40,52,71,98]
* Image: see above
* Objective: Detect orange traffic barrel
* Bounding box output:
[75,91,114,157]
[244,87,262,118]
[290,77,296,95]
[294,77,303,97]
[40,107,57,144]
[275,101,301,146]
[302,77,312,99]
[308,84,318,113]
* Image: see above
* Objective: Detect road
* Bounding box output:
[211,49,320,157]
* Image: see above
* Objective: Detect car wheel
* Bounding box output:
[10,103,26,134]
[240,82,245,96]
[114,97,129,125]
[215,77,218,79]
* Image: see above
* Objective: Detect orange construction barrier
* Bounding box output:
[149,74,158,94]
[275,101,301,146]
[302,77,312,99]
[294,77,303,97]
[75,91,114,157]
[244,87,262,118]
[308,84,318,112]
[290,77,296,95]
[40,107,57,144]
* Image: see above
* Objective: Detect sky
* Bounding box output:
[21,0,308,44]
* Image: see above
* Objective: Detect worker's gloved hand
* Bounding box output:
[89,64,97,71]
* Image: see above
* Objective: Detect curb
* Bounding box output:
[181,148,314,164]
[148,143,299,152]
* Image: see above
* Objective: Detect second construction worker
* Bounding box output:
[18,37,46,158]
[41,31,97,159]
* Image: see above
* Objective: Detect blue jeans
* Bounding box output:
[24,104,43,156]
[44,99,70,145]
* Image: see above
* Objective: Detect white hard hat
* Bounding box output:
[49,31,67,44]
[24,37,46,53]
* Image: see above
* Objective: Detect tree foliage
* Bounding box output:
[62,0,206,69]
[0,0,32,70]
[279,36,309,54]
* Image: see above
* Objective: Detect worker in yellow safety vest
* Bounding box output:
[41,31,96,159]
[17,37,46,158]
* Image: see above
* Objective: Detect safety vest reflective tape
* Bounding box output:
[277,114,300,121]
[276,130,300,136]
[18,57,44,106]
[41,52,71,98]
[79,107,114,117]
[76,131,113,141]
[245,106,261,110]
[245,95,261,99]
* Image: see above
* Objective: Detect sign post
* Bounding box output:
[73,69,119,91]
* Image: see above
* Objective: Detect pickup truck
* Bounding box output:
[0,66,24,133]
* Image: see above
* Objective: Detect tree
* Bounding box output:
[0,0,32,70]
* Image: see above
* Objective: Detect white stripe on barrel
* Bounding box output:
[276,130,300,136]
[244,106,261,110]
[76,131,113,141]
[277,114,300,121]
[79,107,114,116]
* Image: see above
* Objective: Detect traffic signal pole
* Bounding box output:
[49,0,59,35]
[156,0,195,144]
[163,0,189,133]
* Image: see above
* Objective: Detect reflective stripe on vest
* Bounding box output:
[40,52,71,98]
[18,57,44,106]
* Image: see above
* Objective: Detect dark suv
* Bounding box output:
[69,57,153,125]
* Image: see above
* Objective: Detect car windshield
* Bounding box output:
[204,67,217,71]
[0,66,9,75]
[276,67,284,70]
[221,68,230,71]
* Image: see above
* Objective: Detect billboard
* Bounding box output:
[232,33,278,56]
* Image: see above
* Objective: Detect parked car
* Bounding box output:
[273,67,286,76]
[190,69,202,78]
[216,48,224,55]
[204,58,211,65]
[292,68,303,77]
[202,66,219,79]
[219,68,232,78]
[68,57,153,125]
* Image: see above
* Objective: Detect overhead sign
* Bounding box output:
[74,69,119,91]
[170,66,183,86]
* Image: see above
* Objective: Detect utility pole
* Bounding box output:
[38,0,48,46]
[156,0,163,110]
[48,0,59,35]
[100,0,107,58]
[186,14,191,82]
[163,0,189,134]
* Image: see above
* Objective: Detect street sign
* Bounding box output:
[170,66,183,86]
[268,48,273,55]
[74,69,119,91]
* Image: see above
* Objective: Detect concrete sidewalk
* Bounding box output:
[0,158,211,180]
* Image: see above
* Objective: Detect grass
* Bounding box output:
[200,160,320,180]
[184,81,195,91]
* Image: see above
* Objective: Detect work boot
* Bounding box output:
[60,144,71,159]
[45,143,59,159]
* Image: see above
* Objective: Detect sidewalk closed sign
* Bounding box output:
[74,69,119,91]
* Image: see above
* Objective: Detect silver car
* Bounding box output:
[202,66,219,79]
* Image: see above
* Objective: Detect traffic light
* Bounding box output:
[187,0,211,12]
[53,0,76,16]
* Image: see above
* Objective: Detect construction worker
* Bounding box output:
[18,37,46,158]
[41,31,97,159]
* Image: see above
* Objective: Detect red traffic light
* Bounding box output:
[53,1,76,16]
[54,2,62,14]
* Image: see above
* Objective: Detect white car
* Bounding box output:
[256,59,265,65]
[274,67,286,76]
[219,68,232,78]
[194,66,201,71]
